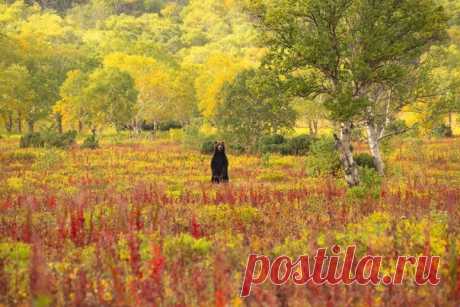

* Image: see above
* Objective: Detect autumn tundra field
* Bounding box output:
[3,0,460,305]
[0,133,459,306]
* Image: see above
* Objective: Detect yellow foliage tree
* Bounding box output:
[53,69,89,132]
[104,52,196,130]
[194,52,252,118]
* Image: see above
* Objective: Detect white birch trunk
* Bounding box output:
[335,122,360,187]
[366,121,385,176]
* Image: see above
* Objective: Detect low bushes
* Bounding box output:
[305,136,341,176]
[200,139,215,154]
[19,132,44,148]
[200,133,315,155]
[286,134,315,155]
[385,119,408,136]
[20,130,77,149]
[81,133,99,149]
[258,134,315,155]
[432,124,453,138]
[201,139,246,155]
[354,153,376,170]
[158,121,183,131]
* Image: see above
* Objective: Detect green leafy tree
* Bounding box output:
[426,43,460,131]
[54,69,90,132]
[251,0,448,184]
[0,2,89,132]
[215,68,296,151]
[84,67,138,131]
[0,64,34,133]
[292,97,328,136]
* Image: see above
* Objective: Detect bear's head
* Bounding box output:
[214,141,226,153]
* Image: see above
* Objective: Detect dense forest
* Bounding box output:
[0,0,261,133]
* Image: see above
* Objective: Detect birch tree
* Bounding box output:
[249,0,448,185]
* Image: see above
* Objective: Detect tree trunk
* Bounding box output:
[27,119,34,133]
[448,111,453,129]
[334,122,360,187]
[55,113,63,133]
[17,113,22,133]
[366,121,385,176]
[6,113,13,133]
[308,120,318,136]
[151,120,157,139]
[133,118,141,135]
[78,119,83,133]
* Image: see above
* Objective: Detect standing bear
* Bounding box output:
[211,141,229,183]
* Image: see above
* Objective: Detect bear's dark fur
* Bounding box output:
[211,141,229,183]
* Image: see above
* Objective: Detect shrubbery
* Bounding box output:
[200,139,246,155]
[260,134,285,146]
[19,132,44,148]
[258,134,314,155]
[5,151,37,163]
[81,134,99,149]
[354,153,376,170]
[199,133,337,160]
[200,139,215,154]
[385,119,408,136]
[200,133,316,155]
[228,143,246,154]
[158,120,183,131]
[432,123,453,138]
[258,134,285,154]
[287,134,315,155]
[46,130,77,148]
[20,130,77,149]
[305,136,341,176]
[347,167,382,199]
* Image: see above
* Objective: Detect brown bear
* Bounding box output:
[211,141,229,183]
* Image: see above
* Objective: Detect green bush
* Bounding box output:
[347,167,382,199]
[354,153,376,170]
[306,137,341,176]
[260,134,285,146]
[259,143,281,154]
[200,140,215,154]
[229,142,246,154]
[258,134,284,154]
[286,134,314,155]
[258,134,314,155]
[6,151,37,163]
[19,132,44,148]
[432,124,453,138]
[81,134,99,149]
[386,119,408,136]
[45,130,77,148]
[201,139,246,154]
[19,131,77,149]
[158,120,183,131]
